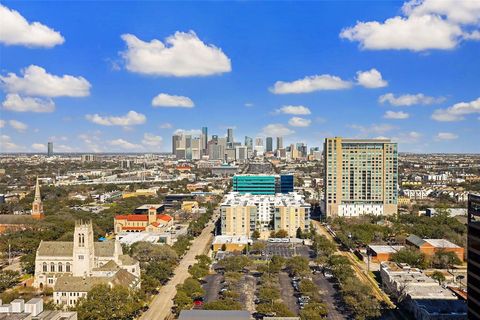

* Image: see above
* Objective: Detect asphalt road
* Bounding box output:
[313,273,347,320]
[140,216,216,320]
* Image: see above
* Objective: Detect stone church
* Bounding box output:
[33,220,140,305]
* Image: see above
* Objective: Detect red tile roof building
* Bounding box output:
[114,207,173,234]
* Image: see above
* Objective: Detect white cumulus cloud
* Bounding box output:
[0,135,22,151]
[402,0,480,25]
[152,93,194,108]
[120,31,231,77]
[288,117,311,127]
[142,133,163,147]
[260,124,295,136]
[0,120,5,128]
[431,97,480,121]
[31,143,46,151]
[0,65,91,97]
[379,93,445,106]
[436,132,459,140]
[270,74,352,94]
[349,123,396,135]
[340,0,480,51]
[384,111,410,119]
[392,131,422,144]
[159,122,173,129]
[109,139,142,150]
[173,129,202,136]
[8,120,28,132]
[0,4,64,48]
[2,94,55,112]
[356,68,388,88]
[276,105,311,115]
[85,110,146,126]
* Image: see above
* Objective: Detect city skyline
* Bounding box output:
[1,1,480,154]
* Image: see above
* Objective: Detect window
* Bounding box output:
[43,262,47,272]
[50,262,55,272]
[79,233,85,247]
[78,255,84,260]
[58,262,63,272]
[66,263,71,272]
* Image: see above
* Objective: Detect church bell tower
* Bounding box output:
[31,177,44,219]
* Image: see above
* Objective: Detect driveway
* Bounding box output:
[203,274,223,303]
[239,274,256,312]
[278,271,298,315]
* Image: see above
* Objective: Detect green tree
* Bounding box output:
[130,242,178,265]
[251,230,261,240]
[177,277,204,299]
[299,279,318,299]
[432,250,461,269]
[431,271,446,284]
[296,227,304,239]
[391,248,428,269]
[258,286,280,305]
[144,261,173,284]
[203,299,242,310]
[275,229,289,238]
[313,235,336,259]
[75,284,142,320]
[251,241,266,253]
[286,256,310,277]
[218,255,252,272]
[300,302,328,320]
[195,255,212,267]
[188,264,209,280]
[0,270,20,293]
[340,278,381,320]
[174,290,193,311]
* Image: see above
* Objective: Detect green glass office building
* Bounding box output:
[233,175,276,195]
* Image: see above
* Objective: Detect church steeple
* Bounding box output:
[31,177,44,219]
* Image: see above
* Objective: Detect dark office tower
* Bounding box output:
[468,193,480,319]
[172,135,180,154]
[47,142,53,157]
[227,128,234,145]
[266,137,273,152]
[276,137,283,150]
[201,127,208,151]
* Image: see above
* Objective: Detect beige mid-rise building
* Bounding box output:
[220,192,310,239]
[324,137,398,217]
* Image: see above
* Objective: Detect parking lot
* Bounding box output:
[313,272,348,320]
[278,271,299,315]
[264,242,312,259]
[202,273,223,303]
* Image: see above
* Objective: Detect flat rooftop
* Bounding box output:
[424,239,461,249]
[221,192,309,207]
[368,245,404,254]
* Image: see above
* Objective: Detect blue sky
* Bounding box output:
[0,1,479,153]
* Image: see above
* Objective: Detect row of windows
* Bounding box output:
[42,262,71,273]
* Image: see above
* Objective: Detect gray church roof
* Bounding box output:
[37,241,115,257]
[54,269,138,292]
